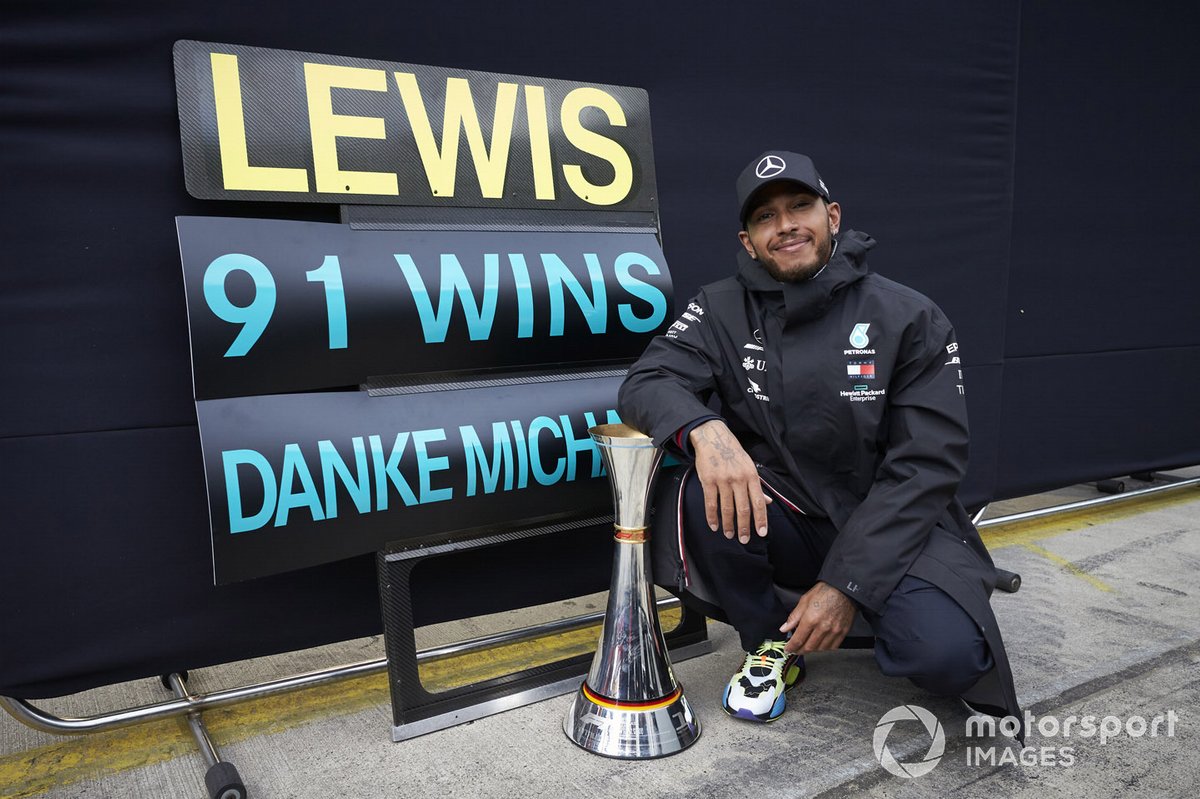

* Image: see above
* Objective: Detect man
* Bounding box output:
[618,151,1021,733]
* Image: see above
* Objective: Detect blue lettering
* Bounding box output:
[318,438,370,519]
[222,449,277,534]
[459,422,514,496]
[542,252,606,336]
[274,443,325,527]
[528,415,565,486]
[395,253,499,343]
[413,428,454,504]
[369,433,419,509]
[511,419,530,489]
[614,252,668,333]
[508,253,534,339]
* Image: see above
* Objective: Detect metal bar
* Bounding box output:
[167,673,220,770]
[971,504,989,527]
[978,476,1200,528]
[418,595,680,661]
[0,596,681,736]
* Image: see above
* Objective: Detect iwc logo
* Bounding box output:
[755,155,786,178]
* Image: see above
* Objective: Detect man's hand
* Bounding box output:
[688,419,770,543]
[780,582,856,654]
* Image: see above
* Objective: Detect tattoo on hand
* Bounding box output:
[699,425,737,463]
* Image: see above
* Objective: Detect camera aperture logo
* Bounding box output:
[873,705,945,778]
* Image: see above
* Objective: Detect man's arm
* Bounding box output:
[617,294,720,448]
[618,293,770,539]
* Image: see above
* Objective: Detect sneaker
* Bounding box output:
[721,639,805,722]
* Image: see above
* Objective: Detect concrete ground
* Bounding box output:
[2,468,1198,799]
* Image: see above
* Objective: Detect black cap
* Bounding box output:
[736,151,830,228]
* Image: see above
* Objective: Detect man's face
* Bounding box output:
[738,182,841,282]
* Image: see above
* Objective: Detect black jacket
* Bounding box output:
[618,230,1022,732]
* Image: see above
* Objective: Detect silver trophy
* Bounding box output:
[563,423,701,758]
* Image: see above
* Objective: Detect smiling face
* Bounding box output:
[738,181,841,282]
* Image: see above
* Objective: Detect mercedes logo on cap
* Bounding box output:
[755,155,786,179]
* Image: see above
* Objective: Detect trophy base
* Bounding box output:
[562,683,701,759]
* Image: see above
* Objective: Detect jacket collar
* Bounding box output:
[735,230,875,324]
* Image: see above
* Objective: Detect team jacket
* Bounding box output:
[618,230,1022,731]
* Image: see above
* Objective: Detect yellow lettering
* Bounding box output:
[210,53,308,192]
[395,73,518,199]
[560,88,633,206]
[304,63,398,196]
[523,85,555,200]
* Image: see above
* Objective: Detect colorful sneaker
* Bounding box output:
[721,639,805,722]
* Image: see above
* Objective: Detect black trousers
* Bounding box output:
[678,471,994,697]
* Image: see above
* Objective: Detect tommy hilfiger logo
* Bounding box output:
[847,360,875,380]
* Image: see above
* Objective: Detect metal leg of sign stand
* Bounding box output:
[163,672,248,799]
[377,522,711,742]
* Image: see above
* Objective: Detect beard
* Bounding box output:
[756,226,835,283]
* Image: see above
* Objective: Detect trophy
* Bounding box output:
[563,423,701,758]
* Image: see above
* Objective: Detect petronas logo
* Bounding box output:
[849,323,871,349]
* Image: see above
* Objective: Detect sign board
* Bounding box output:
[174,42,671,582]
[177,217,670,400]
[174,40,658,210]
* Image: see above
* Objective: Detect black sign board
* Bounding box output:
[178,216,673,582]
[177,217,671,400]
[173,40,658,210]
[173,41,671,582]
[198,378,624,583]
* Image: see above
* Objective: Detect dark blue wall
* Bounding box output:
[2,0,1197,697]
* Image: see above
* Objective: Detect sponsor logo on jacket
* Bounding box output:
[945,342,965,395]
[667,300,706,339]
[847,360,875,380]
[841,385,887,403]
[849,322,871,349]
[747,377,770,402]
[845,323,876,356]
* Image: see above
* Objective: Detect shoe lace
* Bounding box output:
[745,640,788,671]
